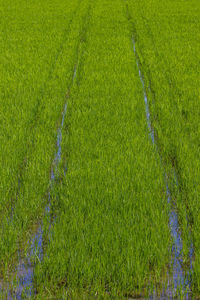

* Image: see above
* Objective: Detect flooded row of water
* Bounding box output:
[15,102,68,298]
[132,37,193,298]
[0,64,77,299]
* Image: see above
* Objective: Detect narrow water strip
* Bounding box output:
[13,102,68,298]
[13,105,67,298]
[132,37,193,298]
[7,64,77,299]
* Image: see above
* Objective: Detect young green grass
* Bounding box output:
[0,0,89,285]
[126,0,200,295]
[2,0,198,297]
[34,0,171,297]
[0,0,79,215]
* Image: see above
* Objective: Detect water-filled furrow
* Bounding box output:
[2,1,92,295]
[6,64,77,298]
[4,1,82,227]
[132,37,193,298]
[1,105,67,297]
[13,105,68,298]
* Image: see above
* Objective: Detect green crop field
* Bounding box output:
[0,0,199,298]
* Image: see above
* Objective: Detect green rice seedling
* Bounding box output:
[3,0,198,297]
[0,0,89,282]
[0,0,79,216]
[126,0,200,296]
[34,0,171,297]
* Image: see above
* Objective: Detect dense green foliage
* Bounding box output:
[0,0,82,272]
[0,0,199,298]
[126,0,200,295]
[34,0,171,297]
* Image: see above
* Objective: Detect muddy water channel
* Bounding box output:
[132,38,193,298]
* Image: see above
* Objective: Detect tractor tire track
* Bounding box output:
[6,0,82,220]
[1,1,93,298]
[125,2,193,298]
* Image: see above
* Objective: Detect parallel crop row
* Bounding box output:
[0,0,89,287]
[33,0,171,298]
[126,0,200,295]
[1,0,199,298]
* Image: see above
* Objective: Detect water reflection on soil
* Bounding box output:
[11,64,78,298]
[6,102,68,299]
[132,38,193,298]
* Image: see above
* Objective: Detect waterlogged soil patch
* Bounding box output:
[0,223,42,298]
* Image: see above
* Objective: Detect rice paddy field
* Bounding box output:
[0,0,199,298]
